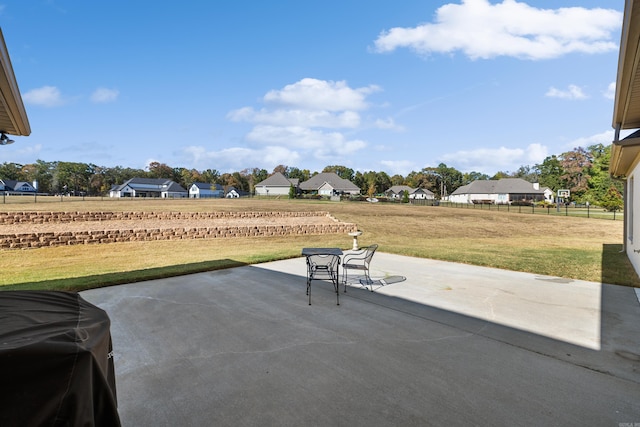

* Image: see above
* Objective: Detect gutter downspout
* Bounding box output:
[614,123,628,253]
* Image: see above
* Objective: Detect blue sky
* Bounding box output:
[0,0,627,176]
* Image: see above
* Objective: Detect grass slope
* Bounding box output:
[0,196,636,291]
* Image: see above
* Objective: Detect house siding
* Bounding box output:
[255,186,290,196]
[628,168,640,275]
[189,184,223,198]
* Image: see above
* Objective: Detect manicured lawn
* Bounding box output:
[0,196,636,291]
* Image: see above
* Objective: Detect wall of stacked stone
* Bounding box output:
[0,211,358,249]
[0,211,340,224]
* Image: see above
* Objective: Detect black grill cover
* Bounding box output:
[0,291,120,426]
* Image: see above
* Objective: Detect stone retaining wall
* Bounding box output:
[0,210,336,224]
[0,211,357,249]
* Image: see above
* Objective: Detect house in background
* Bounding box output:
[385,185,435,200]
[299,172,360,196]
[0,179,36,194]
[109,178,187,198]
[189,182,224,198]
[224,186,250,198]
[254,172,299,196]
[611,0,640,277]
[448,178,549,204]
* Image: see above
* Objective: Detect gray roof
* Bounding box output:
[191,182,223,191]
[385,185,434,196]
[0,179,35,192]
[299,173,360,192]
[412,187,434,196]
[386,185,413,195]
[255,172,299,187]
[450,178,544,195]
[111,178,186,193]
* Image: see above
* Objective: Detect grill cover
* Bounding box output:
[0,291,120,426]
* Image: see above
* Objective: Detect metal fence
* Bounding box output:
[0,193,623,221]
[408,199,621,220]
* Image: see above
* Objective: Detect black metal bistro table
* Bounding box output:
[302,248,343,305]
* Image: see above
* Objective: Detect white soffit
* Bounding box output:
[0,28,30,137]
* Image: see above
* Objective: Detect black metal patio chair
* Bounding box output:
[342,244,378,291]
[305,254,341,305]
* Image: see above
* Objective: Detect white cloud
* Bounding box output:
[374,117,404,131]
[373,1,621,60]
[545,84,588,100]
[91,87,119,103]
[566,130,615,150]
[1,142,43,164]
[379,160,418,176]
[246,125,366,158]
[183,145,300,172]
[23,86,65,107]
[263,78,380,111]
[604,82,616,100]
[227,107,361,128]
[225,78,392,168]
[440,143,548,173]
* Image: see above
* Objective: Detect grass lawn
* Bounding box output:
[0,196,637,291]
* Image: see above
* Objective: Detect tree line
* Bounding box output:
[0,143,623,207]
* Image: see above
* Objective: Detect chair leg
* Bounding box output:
[365,271,374,291]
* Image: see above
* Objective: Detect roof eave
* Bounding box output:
[611,131,640,177]
[0,28,30,136]
[613,0,640,130]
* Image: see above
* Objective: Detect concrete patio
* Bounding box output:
[81,252,640,426]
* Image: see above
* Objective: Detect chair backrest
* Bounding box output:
[364,244,378,265]
[308,254,340,269]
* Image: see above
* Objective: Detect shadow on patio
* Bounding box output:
[81,252,640,426]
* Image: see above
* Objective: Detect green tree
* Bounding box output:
[584,144,622,205]
[423,164,463,198]
[402,190,409,203]
[511,165,539,182]
[353,171,365,192]
[390,174,405,186]
[146,162,174,179]
[405,170,433,191]
[491,171,510,180]
[323,165,354,181]
[560,147,593,202]
[534,155,564,191]
[288,167,310,182]
[201,169,221,184]
[53,162,94,194]
[461,171,490,186]
[367,181,376,199]
[0,162,24,180]
[272,164,290,176]
[600,186,623,212]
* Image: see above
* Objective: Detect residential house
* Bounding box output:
[448,178,549,204]
[254,172,299,196]
[0,179,36,193]
[299,172,360,196]
[189,182,224,198]
[385,185,435,200]
[224,187,250,198]
[611,0,640,277]
[109,178,187,198]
